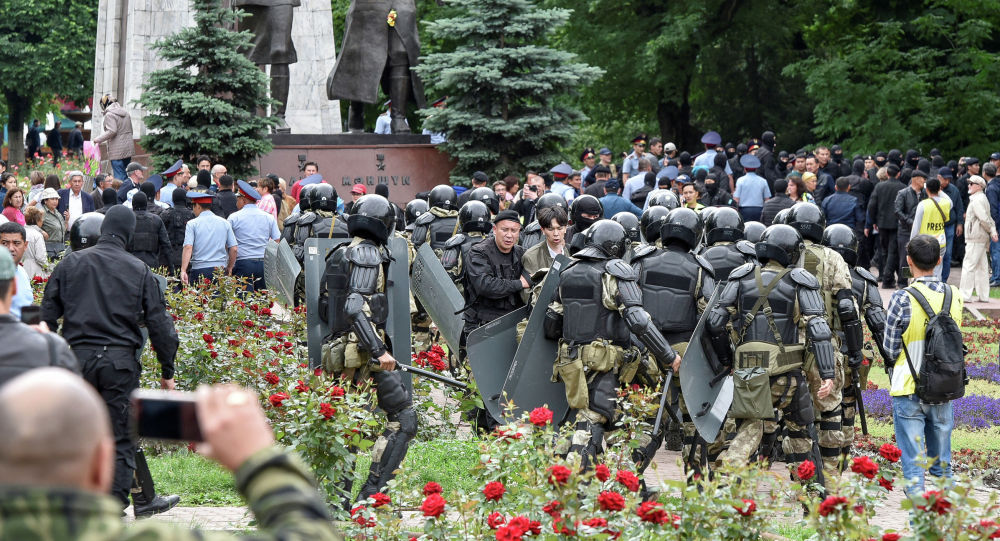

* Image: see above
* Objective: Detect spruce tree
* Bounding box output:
[415,0,602,184]
[138,0,275,177]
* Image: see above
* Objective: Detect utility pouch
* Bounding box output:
[580,340,622,373]
[322,336,347,374]
[735,341,804,376]
[730,366,773,420]
[553,342,589,410]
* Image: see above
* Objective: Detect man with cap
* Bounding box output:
[41,205,180,513]
[374,99,394,134]
[57,170,94,230]
[961,174,997,301]
[421,97,448,143]
[136,177,170,215]
[117,162,147,203]
[228,180,280,292]
[181,192,238,285]
[549,163,577,202]
[344,183,367,214]
[457,171,489,208]
[128,192,173,273]
[733,153,771,222]
[693,131,733,176]
[212,175,239,218]
[159,159,186,207]
[755,131,779,185]
[597,147,618,179]
[584,165,613,198]
[662,141,678,167]
[622,134,654,179]
[599,178,642,219]
[894,169,927,279]
[580,148,597,181]
[938,166,965,282]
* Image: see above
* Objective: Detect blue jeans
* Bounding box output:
[892,394,953,495]
[232,258,264,292]
[111,158,131,181]
[942,224,955,282]
[991,239,1000,283]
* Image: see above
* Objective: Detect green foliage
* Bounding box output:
[138,0,276,177]
[415,0,602,184]
[145,450,244,506]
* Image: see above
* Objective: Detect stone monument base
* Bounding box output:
[255,134,455,203]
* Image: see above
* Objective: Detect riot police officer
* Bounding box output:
[645,189,680,211]
[520,193,568,250]
[128,192,173,273]
[161,188,195,274]
[630,208,715,473]
[787,203,862,478]
[318,194,416,504]
[287,183,317,255]
[464,187,500,216]
[412,184,459,251]
[745,220,766,244]
[440,201,492,295]
[639,206,670,245]
[611,212,641,249]
[564,195,604,248]
[822,224,888,460]
[707,225,835,482]
[700,206,755,281]
[403,198,429,235]
[544,220,679,470]
[295,184,350,252]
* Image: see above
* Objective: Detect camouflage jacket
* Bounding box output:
[0,447,343,541]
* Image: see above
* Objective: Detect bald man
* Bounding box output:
[0,369,343,540]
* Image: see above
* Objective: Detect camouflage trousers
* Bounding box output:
[841,366,862,459]
[805,353,845,479]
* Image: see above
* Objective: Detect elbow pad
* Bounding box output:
[836,294,863,356]
[346,292,387,357]
[806,317,835,380]
[623,305,676,369]
[864,305,886,343]
[544,309,563,340]
[706,307,734,366]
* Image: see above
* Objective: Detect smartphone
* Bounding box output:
[20,305,41,325]
[528,185,538,192]
[131,389,204,442]
[901,266,913,280]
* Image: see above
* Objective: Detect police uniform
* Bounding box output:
[183,192,238,283]
[318,195,416,505]
[229,181,281,292]
[707,225,835,481]
[544,220,678,470]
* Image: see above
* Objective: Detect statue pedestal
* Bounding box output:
[256,134,455,203]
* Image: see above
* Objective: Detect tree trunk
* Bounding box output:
[5,91,30,168]
[655,74,694,151]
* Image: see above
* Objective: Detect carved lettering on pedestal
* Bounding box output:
[376,153,385,171]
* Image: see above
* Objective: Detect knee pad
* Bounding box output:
[588,372,618,422]
[391,408,418,439]
[375,370,412,415]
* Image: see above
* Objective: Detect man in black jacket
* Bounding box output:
[128,193,173,273]
[41,205,179,509]
[761,179,795,226]
[893,169,926,283]
[868,164,906,288]
[212,175,239,218]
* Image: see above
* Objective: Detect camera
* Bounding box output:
[528,185,538,192]
[131,389,203,442]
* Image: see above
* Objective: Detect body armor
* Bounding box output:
[730,267,801,344]
[520,221,543,250]
[701,242,750,282]
[321,240,391,343]
[632,247,713,341]
[412,211,459,251]
[557,259,630,345]
[293,211,317,261]
[310,210,351,240]
[440,232,486,283]
[129,211,166,269]
[281,211,300,244]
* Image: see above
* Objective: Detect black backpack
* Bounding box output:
[901,285,967,403]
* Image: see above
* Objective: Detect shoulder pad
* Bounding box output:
[605,259,638,280]
[854,266,877,284]
[694,254,716,277]
[283,213,299,226]
[630,244,656,260]
[789,267,820,289]
[728,262,755,280]
[297,212,317,225]
[346,242,384,267]
[443,234,467,250]
[735,240,756,257]
[414,212,436,226]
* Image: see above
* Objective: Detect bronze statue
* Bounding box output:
[236,0,299,133]
[326,0,427,134]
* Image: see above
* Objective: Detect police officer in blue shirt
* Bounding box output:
[228,180,280,292]
[733,153,772,222]
[693,131,733,176]
[180,192,238,285]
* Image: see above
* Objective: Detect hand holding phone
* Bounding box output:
[20,305,41,326]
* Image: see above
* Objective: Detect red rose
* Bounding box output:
[552,518,575,535]
[370,492,390,507]
[319,402,336,419]
[597,490,625,512]
[202,333,214,343]
[268,392,289,407]
[636,501,668,524]
[547,465,571,485]
[494,526,520,541]
[429,356,447,371]
[734,498,756,516]
[917,490,951,515]
[210,351,218,359]
[330,385,346,399]
[194,312,205,321]
[260,308,271,316]
[507,516,532,535]
[483,481,505,502]
[263,371,279,385]
[595,464,610,482]
[487,511,506,529]
[421,493,446,517]
[351,505,375,528]
[423,481,442,495]
[878,476,893,492]
[818,495,848,517]
[975,519,1000,539]
[542,500,562,516]
[529,406,553,427]
[242,319,254,328]
[582,517,607,528]
[229,339,240,346]
[294,379,310,393]
[882,534,902,541]
[796,460,815,481]
[850,456,879,479]
[242,349,254,358]
[615,470,640,492]
[314,367,323,377]
[878,443,902,463]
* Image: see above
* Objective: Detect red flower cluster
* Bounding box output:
[194,312,205,321]
[881,533,902,541]
[506,516,541,536]
[615,470,640,492]
[972,519,1000,539]
[547,465,571,485]
[330,385,345,399]
[202,333,214,344]
[796,460,816,481]
[268,392,289,407]
[878,443,902,463]
[917,490,951,515]
[319,402,336,419]
[351,505,374,528]
[734,498,756,516]
[818,495,849,516]
[294,379,310,393]
[370,492,390,507]
[529,407,553,427]
[878,477,894,492]
[597,491,625,512]
[850,456,879,479]
[487,511,505,529]
[594,464,610,482]
[542,500,562,516]
[483,481,505,502]
[242,319,254,328]
[421,493,446,517]
[413,347,447,371]
[636,501,669,525]
[263,371,279,385]
[423,481,442,495]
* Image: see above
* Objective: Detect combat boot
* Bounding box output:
[132,494,180,518]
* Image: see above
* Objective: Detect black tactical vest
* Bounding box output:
[164,207,193,248]
[427,216,458,250]
[324,246,351,336]
[441,232,485,281]
[559,260,630,345]
[520,221,543,250]
[131,212,160,254]
[701,242,748,282]
[281,211,299,244]
[310,211,350,240]
[734,269,800,345]
[636,249,700,338]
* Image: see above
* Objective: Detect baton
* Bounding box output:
[853,367,868,436]
[651,370,677,437]
[397,363,468,390]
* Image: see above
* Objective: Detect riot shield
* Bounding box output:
[410,243,465,353]
[304,238,350,368]
[386,236,413,389]
[264,239,301,306]
[467,305,529,421]
[679,287,733,442]
[500,255,571,423]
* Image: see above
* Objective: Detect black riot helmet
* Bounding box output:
[755,224,805,268]
[404,198,429,229]
[704,206,745,244]
[298,184,317,212]
[466,187,499,215]
[640,206,671,244]
[310,183,338,212]
[821,224,859,266]
[458,201,493,234]
[535,192,569,215]
[576,219,627,260]
[645,189,680,210]
[429,184,458,210]
[660,208,703,250]
[772,207,792,225]
[611,212,641,243]
[744,221,766,244]
[569,194,604,229]
[347,194,396,243]
[70,212,105,251]
[787,202,826,242]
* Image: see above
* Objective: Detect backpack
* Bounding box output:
[901,285,967,403]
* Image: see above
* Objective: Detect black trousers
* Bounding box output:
[78,347,140,507]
